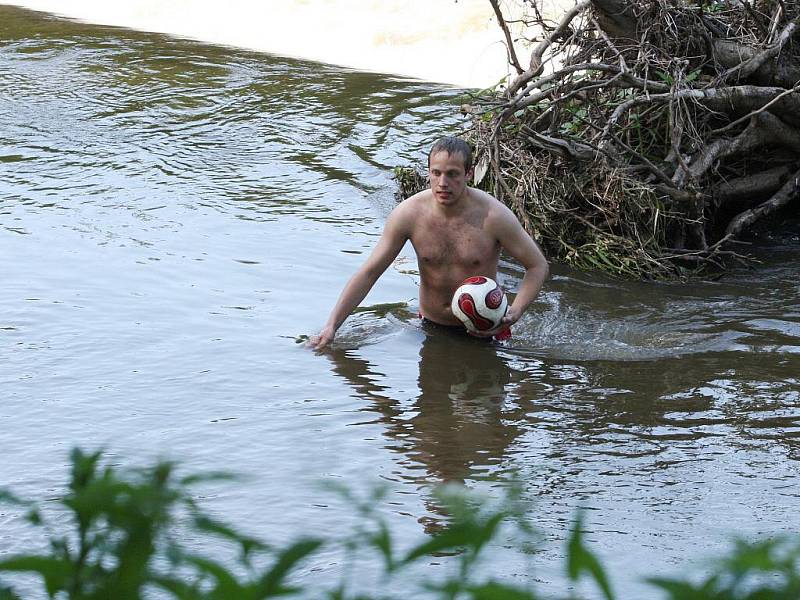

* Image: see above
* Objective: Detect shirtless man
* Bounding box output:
[308,136,549,349]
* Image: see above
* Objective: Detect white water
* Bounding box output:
[3,0,528,87]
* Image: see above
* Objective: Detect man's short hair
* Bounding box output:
[428,137,473,173]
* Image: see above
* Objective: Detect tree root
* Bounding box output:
[726,167,800,238]
[465,0,800,278]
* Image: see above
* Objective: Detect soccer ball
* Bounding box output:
[451,276,508,333]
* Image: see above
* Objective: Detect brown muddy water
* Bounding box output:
[1,5,799,598]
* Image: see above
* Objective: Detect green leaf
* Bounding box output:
[567,513,615,600]
[423,578,463,598]
[368,521,395,572]
[466,580,538,599]
[0,556,71,597]
[258,538,323,597]
[193,515,267,558]
[646,578,708,599]
[180,471,239,487]
[69,447,103,492]
[685,69,701,83]
[655,70,674,85]
[151,574,204,600]
[0,491,29,507]
[402,522,475,563]
[721,537,783,575]
[25,509,42,526]
[0,587,22,600]
[183,554,244,597]
[470,512,506,557]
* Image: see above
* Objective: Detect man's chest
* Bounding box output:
[410,222,498,268]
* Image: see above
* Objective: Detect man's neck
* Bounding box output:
[431,187,472,218]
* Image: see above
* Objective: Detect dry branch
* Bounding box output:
[713,166,794,205]
[726,168,800,237]
[488,0,524,75]
[716,14,800,83]
[465,0,800,278]
[506,0,592,97]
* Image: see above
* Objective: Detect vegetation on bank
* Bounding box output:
[402,0,800,279]
[1,449,799,599]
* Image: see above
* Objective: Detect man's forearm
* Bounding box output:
[509,263,549,317]
[323,269,381,332]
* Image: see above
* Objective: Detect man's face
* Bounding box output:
[428,150,472,205]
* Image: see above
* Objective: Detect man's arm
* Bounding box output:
[486,204,549,333]
[308,206,410,350]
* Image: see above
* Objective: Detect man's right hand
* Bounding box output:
[306,325,336,350]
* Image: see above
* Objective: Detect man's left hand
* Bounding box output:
[468,306,520,338]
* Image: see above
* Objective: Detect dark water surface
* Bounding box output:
[2,6,800,598]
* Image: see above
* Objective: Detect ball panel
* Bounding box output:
[456,293,495,331]
[463,276,488,285]
[485,285,503,309]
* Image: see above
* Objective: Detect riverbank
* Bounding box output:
[2,0,516,88]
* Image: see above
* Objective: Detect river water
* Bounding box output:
[2,6,799,598]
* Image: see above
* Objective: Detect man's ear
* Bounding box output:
[467,168,475,184]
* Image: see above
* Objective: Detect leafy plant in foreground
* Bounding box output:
[0,448,798,599]
[324,482,541,599]
[0,449,320,599]
[649,536,800,600]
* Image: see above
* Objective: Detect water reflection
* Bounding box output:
[0,4,461,230]
[323,324,524,533]
[325,325,516,486]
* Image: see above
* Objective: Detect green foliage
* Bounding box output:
[0,449,321,600]
[0,449,798,599]
[392,166,427,201]
[649,537,800,599]
[700,2,727,14]
[320,482,540,599]
[566,513,614,600]
[558,103,589,136]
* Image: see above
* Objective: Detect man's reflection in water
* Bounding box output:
[410,324,514,483]
[326,324,519,533]
[324,323,518,529]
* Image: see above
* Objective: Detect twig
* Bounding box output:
[488,0,524,75]
[710,81,800,136]
[506,0,592,97]
[766,3,784,45]
[716,14,800,83]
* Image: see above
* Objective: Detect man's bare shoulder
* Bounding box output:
[468,187,516,221]
[384,190,431,237]
[401,188,434,205]
[394,189,431,217]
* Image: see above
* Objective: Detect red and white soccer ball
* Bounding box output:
[451,276,508,333]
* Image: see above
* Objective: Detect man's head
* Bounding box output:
[427,137,474,205]
[427,136,473,173]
